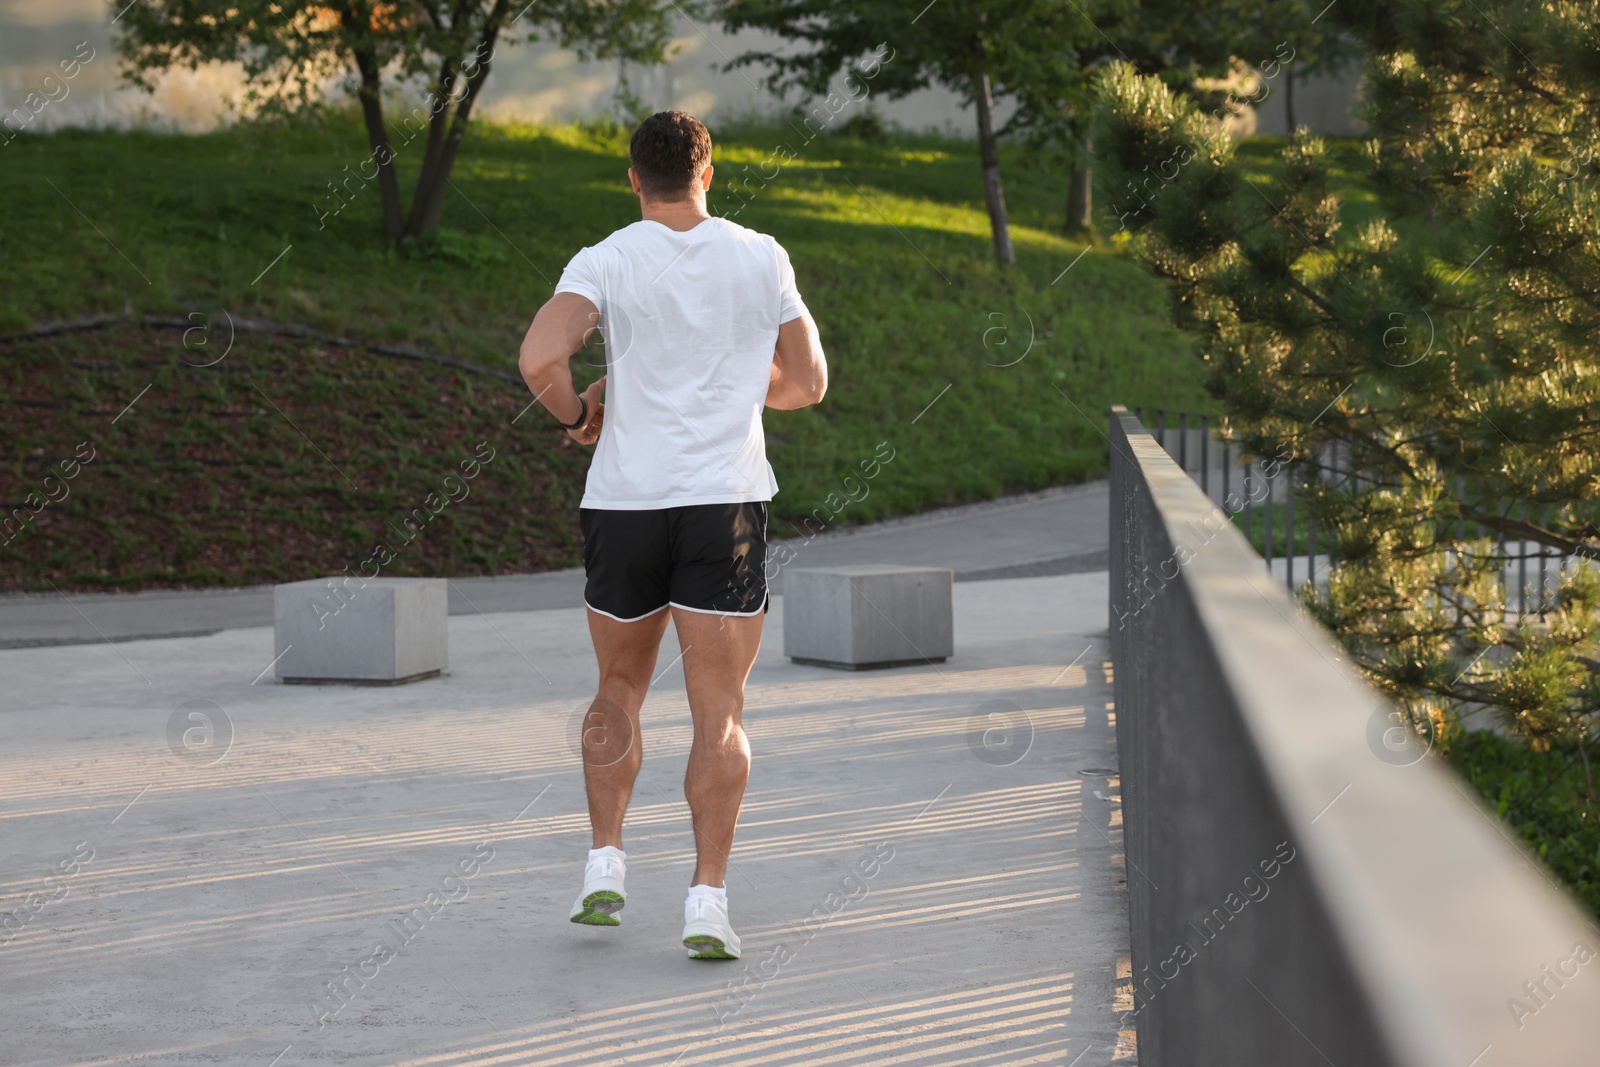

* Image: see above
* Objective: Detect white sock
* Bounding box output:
[687,883,727,905]
[589,846,625,865]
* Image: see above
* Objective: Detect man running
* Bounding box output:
[517,111,828,959]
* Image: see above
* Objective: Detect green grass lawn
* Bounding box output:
[1,113,1209,590]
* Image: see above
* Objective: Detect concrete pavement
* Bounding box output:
[0,481,1110,648]
[0,572,1134,1066]
[764,480,1109,584]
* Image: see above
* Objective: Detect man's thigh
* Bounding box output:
[582,608,671,765]
[586,606,671,687]
[671,608,763,723]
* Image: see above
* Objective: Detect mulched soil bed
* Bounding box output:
[1,323,592,592]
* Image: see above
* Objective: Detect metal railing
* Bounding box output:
[1134,405,1584,616]
[1108,405,1600,1066]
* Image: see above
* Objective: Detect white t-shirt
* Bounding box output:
[553,217,808,510]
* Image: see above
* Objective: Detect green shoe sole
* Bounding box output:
[571,889,624,926]
[684,934,738,959]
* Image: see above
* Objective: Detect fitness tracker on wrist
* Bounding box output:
[558,395,587,431]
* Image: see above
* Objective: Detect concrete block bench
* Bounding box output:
[783,565,953,669]
[273,577,447,685]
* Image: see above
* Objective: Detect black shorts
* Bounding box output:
[580,502,770,622]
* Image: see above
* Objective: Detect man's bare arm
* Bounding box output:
[766,309,828,410]
[519,292,607,444]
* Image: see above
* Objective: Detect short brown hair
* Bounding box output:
[629,111,712,201]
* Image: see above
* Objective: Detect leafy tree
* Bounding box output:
[1091,0,1600,797]
[1043,0,1356,235]
[712,0,1096,266]
[1006,0,1267,234]
[714,0,1295,252]
[117,0,676,242]
[1246,0,1361,133]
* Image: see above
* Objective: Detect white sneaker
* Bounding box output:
[569,848,626,927]
[682,890,741,959]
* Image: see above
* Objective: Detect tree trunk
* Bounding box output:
[1284,67,1297,134]
[352,51,405,244]
[970,46,1015,267]
[406,51,464,233]
[1066,135,1091,233]
[405,2,508,238]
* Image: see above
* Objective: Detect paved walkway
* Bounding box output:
[0,482,1109,648]
[0,572,1133,1066]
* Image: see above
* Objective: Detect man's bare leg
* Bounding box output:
[583,607,671,848]
[672,607,763,887]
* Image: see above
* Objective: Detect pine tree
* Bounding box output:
[1090,1,1600,789]
[1007,0,1293,234]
